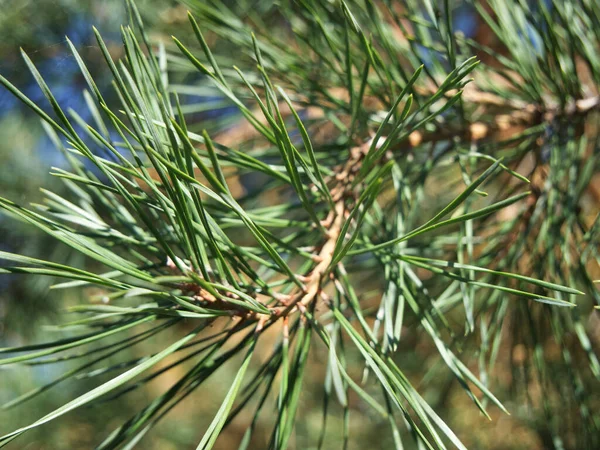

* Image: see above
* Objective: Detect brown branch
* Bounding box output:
[295,140,371,309]
[406,93,600,147]
[175,90,600,330]
[298,200,345,308]
[167,138,372,328]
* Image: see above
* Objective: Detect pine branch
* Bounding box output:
[0,0,598,448]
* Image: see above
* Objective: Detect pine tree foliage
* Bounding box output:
[0,0,599,448]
